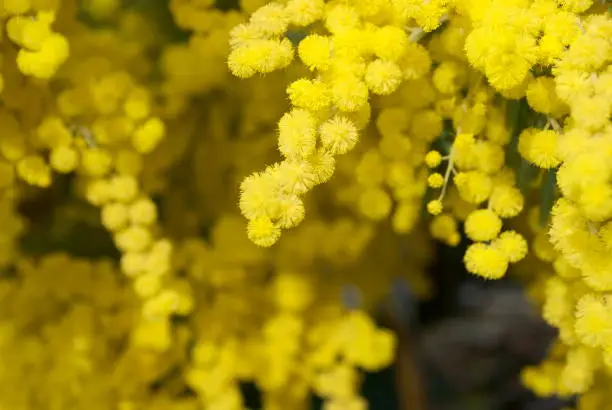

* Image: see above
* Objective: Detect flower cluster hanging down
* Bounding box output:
[230,0,612,408]
[0,0,610,409]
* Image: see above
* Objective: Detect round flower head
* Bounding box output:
[464,243,509,279]
[247,215,281,247]
[319,116,358,155]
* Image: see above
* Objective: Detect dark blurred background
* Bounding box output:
[316,242,565,410]
[366,242,563,410]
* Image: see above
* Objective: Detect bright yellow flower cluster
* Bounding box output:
[178,217,409,409]
[0,0,610,408]
[0,1,432,409]
[230,0,445,246]
[230,0,612,407]
[519,9,612,408]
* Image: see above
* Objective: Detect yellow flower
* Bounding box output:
[298,34,332,71]
[16,33,69,79]
[430,213,460,246]
[109,175,139,203]
[392,200,420,233]
[3,0,32,14]
[493,230,528,263]
[49,145,79,173]
[228,38,294,77]
[464,242,509,279]
[81,148,113,177]
[526,76,567,116]
[273,272,314,312]
[16,155,51,187]
[276,194,306,228]
[424,150,443,168]
[101,202,129,232]
[324,4,361,34]
[454,171,493,204]
[239,171,280,220]
[129,198,158,225]
[319,116,359,156]
[427,199,443,215]
[474,141,505,174]
[518,129,561,169]
[545,10,580,44]
[521,366,558,398]
[558,347,597,395]
[574,294,612,347]
[427,173,444,188]
[287,78,331,111]
[247,215,281,247]
[277,109,318,160]
[85,178,113,206]
[398,42,431,80]
[489,185,524,218]
[465,209,502,242]
[285,0,324,26]
[557,0,594,14]
[249,2,289,37]
[310,150,336,184]
[358,187,392,220]
[274,160,318,195]
[364,60,402,95]
[570,95,611,131]
[132,117,166,154]
[372,26,408,62]
[433,61,466,95]
[410,109,442,142]
[132,318,172,352]
[579,183,612,222]
[115,225,152,253]
[331,76,369,112]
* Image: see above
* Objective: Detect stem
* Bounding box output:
[438,143,456,201]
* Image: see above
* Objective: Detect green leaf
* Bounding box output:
[286,29,308,46]
[540,168,557,226]
[505,98,529,170]
[516,159,539,195]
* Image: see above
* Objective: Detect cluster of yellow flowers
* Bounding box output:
[0,0,610,408]
[230,0,612,408]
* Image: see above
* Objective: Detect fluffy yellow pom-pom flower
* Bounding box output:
[427,173,444,188]
[493,230,528,263]
[519,129,561,169]
[454,171,493,204]
[298,34,332,71]
[239,172,280,220]
[526,76,566,116]
[464,243,509,279]
[101,202,129,232]
[319,115,359,155]
[464,209,502,242]
[285,0,324,26]
[427,199,443,215]
[425,150,443,168]
[574,294,612,348]
[276,194,306,229]
[372,26,408,62]
[331,76,369,112]
[49,145,79,173]
[278,109,318,160]
[358,187,392,221]
[287,78,331,111]
[364,60,402,95]
[247,215,281,247]
[489,185,524,218]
